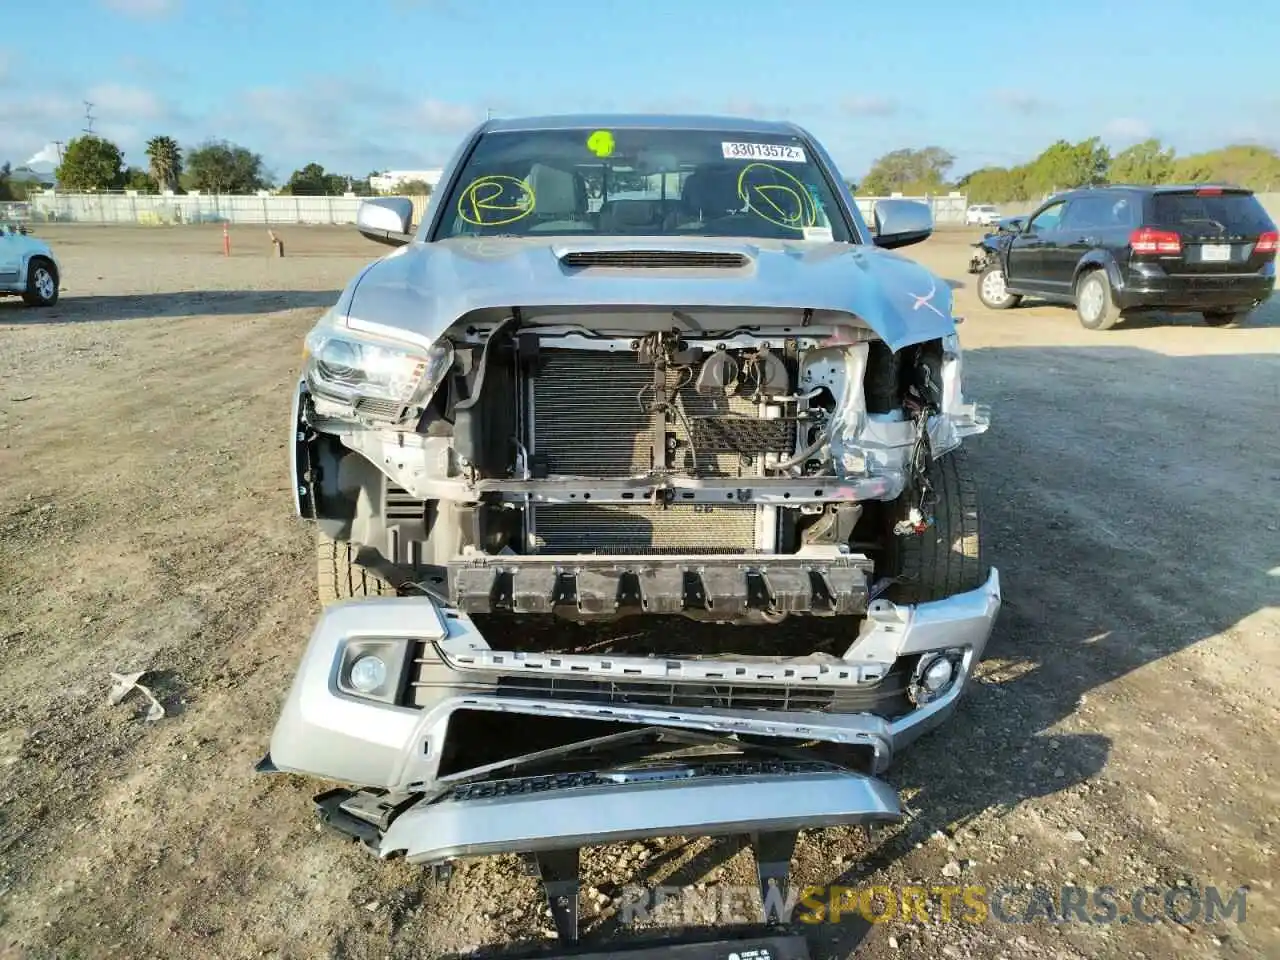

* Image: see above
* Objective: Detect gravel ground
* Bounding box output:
[1,223,1277,960]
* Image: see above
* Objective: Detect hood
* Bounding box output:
[338,236,956,353]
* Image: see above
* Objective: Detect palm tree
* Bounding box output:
[145,136,183,192]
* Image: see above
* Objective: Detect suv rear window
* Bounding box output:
[1151,192,1273,234]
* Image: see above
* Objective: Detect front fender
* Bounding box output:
[19,244,59,284]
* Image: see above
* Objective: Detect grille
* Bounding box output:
[490,674,912,717]
[385,484,425,521]
[531,503,757,554]
[559,250,749,269]
[354,397,406,420]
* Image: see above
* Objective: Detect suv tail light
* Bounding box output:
[1255,230,1278,255]
[1129,227,1182,255]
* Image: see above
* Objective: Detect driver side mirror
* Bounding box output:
[356,197,414,247]
[871,199,933,250]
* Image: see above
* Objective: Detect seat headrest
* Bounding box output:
[526,163,581,216]
[682,165,742,218]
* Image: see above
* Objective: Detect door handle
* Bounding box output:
[1079,236,1100,245]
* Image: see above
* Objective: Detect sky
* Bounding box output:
[2,0,1278,183]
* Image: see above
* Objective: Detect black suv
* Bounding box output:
[969,184,1277,329]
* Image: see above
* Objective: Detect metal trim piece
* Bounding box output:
[380,766,901,862]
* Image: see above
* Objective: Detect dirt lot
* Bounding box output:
[1,223,1278,960]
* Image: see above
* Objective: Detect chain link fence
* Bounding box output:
[27,191,975,227]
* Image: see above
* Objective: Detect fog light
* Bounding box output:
[922,656,955,693]
[910,651,963,705]
[349,654,388,694]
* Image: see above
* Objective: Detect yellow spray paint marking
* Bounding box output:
[586,129,616,157]
[736,162,817,230]
[458,175,536,226]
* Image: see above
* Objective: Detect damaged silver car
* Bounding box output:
[261,114,1001,940]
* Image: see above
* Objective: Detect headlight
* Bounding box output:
[304,328,454,414]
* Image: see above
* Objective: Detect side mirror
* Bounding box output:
[872,199,933,250]
[357,197,415,247]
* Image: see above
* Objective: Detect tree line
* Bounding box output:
[10,130,1279,203]
[1,133,420,199]
[855,137,1280,201]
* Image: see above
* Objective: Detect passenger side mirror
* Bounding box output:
[357,197,415,247]
[872,199,933,250]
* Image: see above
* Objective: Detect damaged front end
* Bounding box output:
[297,295,990,620]
[258,565,1000,937]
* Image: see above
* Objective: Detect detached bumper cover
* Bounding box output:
[267,567,1001,791]
[381,762,901,863]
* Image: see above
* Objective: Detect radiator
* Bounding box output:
[527,348,787,554]
[531,503,759,554]
[529,349,788,479]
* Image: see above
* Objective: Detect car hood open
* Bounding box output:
[336,236,957,353]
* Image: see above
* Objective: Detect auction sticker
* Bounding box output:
[722,142,807,163]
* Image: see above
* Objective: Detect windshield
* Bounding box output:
[1151,192,1273,235]
[432,127,854,242]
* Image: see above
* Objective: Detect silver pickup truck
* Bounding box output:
[259,113,1001,940]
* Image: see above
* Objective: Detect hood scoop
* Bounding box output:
[559,249,750,269]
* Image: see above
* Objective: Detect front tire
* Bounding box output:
[315,531,397,606]
[1075,269,1121,330]
[22,257,58,307]
[883,449,985,604]
[1202,310,1246,327]
[977,263,1021,310]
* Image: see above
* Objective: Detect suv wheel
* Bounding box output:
[1075,269,1121,330]
[1203,310,1246,327]
[977,263,1021,310]
[22,257,59,307]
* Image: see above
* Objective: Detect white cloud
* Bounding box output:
[1103,117,1154,143]
[415,99,482,134]
[88,82,170,122]
[99,0,179,17]
[25,143,61,167]
[840,95,898,117]
[992,89,1053,115]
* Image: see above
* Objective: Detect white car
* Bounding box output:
[965,204,1000,227]
[0,223,60,307]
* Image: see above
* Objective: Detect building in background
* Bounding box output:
[368,169,443,194]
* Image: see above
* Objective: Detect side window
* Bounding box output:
[1105,196,1132,227]
[1027,200,1067,233]
[1061,197,1107,231]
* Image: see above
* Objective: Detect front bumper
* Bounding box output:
[265,566,1000,786]
[381,762,903,864]
[260,570,999,938]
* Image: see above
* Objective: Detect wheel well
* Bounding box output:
[25,255,56,281]
[1073,258,1117,294]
